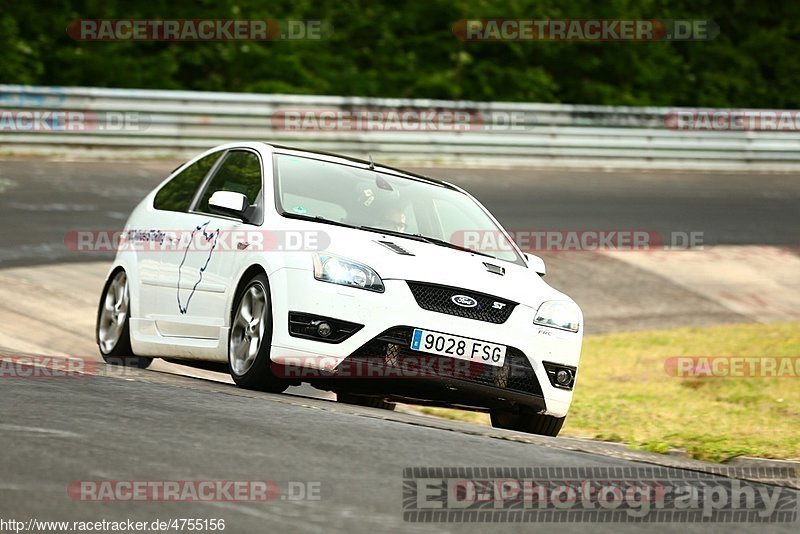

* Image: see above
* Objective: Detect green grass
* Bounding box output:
[408,322,800,463]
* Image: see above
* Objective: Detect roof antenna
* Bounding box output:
[368,154,375,170]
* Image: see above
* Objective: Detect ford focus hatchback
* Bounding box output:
[96,142,583,436]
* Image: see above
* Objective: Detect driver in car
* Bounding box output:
[355,183,408,233]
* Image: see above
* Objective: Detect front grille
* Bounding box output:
[406,281,517,324]
[345,327,543,396]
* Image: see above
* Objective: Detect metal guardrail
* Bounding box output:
[1,84,798,170]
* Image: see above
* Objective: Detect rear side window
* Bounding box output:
[196,150,263,213]
[153,151,223,212]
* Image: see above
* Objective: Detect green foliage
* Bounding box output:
[1,0,798,106]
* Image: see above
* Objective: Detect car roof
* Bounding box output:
[263,143,456,190]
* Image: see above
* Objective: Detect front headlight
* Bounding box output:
[534,300,581,332]
[312,253,385,292]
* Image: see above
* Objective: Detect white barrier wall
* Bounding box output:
[1,85,798,170]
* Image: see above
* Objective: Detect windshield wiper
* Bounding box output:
[282,212,358,229]
[416,235,496,259]
[283,215,497,259]
[359,226,496,258]
[358,226,429,242]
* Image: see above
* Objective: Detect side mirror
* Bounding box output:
[524,253,546,276]
[208,191,249,219]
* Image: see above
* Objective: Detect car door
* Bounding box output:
[138,150,225,321]
[156,148,265,340]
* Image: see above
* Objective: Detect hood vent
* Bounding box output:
[483,262,505,276]
[376,240,414,256]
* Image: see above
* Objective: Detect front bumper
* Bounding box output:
[268,267,582,417]
[317,326,547,413]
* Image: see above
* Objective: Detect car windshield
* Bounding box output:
[274,154,524,265]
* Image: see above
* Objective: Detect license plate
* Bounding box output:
[410,328,506,367]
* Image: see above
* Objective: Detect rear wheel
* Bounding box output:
[490,409,565,437]
[337,392,396,411]
[96,269,152,368]
[228,274,288,393]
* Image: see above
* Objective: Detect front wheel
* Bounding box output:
[490,409,565,437]
[228,274,288,393]
[96,269,152,368]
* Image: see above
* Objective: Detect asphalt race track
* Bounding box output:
[2,356,798,533]
[1,159,799,532]
[0,160,798,269]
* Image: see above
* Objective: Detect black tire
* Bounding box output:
[490,409,565,437]
[96,269,152,369]
[337,392,396,411]
[227,273,288,393]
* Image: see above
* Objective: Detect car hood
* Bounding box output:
[315,225,570,308]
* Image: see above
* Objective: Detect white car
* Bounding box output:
[96,142,583,436]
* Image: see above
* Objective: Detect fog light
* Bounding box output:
[555,369,573,386]
[288,312,364,343]
[543,362,577,390]
[317,322,332,338]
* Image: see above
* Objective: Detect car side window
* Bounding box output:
[153,151,223,212]
[196,150,262,214]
